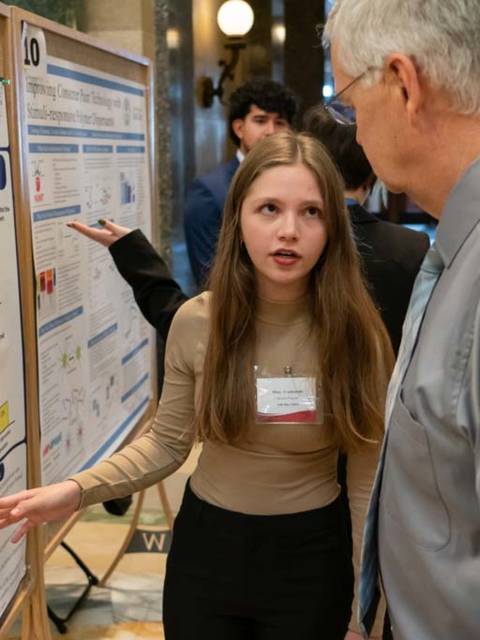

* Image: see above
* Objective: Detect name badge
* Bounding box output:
[256,376,318,424]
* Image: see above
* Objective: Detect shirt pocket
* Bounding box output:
[380,394,450,551]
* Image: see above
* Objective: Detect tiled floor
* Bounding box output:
[7,448,200,640]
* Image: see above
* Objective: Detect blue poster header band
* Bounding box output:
[121,372,150,404]
[33,204,81,223]
[48,63,145,97]
[88,323,118,349]
[79,396,150,470]
[29,143,79,153]
[116,146,145,154]
[122,338,149,365]
[39,306,83,337]
[83,144,113,153]
[28,125,145,141]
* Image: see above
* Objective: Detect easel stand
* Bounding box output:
[47,541,99,634]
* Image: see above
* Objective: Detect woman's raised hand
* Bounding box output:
[66,219,133,247]
[0,480,81,543]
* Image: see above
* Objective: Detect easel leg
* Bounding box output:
[98,490,145,587]
[21,528,53,640]
[99,481,173,587]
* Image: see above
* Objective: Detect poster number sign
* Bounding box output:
[25,36,40,67]
[22,24,47,77]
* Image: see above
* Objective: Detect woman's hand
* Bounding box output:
[0,480,81,543]
[66,219,132,247]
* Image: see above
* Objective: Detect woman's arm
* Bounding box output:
[0,297,202,540]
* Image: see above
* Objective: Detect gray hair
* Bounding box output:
[324,0,480,115]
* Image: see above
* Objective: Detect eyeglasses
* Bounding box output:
[325,67,380,125]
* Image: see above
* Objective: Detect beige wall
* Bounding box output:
[191,0,274,175]
[78,0,155,60]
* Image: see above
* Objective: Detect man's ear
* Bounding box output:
[232,117,245,141]
[385,53,423,122]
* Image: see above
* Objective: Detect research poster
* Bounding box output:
[0,84,27,618]
[24,53,154,485]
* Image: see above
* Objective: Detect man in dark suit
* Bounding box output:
[185,79,297,286]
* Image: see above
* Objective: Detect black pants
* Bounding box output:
[163,482,353,639]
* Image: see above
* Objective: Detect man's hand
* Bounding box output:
[0,481,81,543]
[66,219,132,247]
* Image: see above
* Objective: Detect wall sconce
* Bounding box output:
[200,0,254,108]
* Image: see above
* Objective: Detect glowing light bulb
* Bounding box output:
[217,0,254,37]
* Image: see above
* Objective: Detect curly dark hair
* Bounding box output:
[303,105,375,191]
[228,79,298,146]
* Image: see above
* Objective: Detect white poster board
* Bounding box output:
[0,83,27,619]
[23,48,154,485]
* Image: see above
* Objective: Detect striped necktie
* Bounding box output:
[358,242,444,637]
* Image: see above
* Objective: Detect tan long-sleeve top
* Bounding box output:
[70,292,382,634]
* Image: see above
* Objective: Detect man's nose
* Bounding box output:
[264,119,276,135]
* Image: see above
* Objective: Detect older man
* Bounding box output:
[324,2,480,639]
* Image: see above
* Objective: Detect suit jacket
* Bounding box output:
[349,203,430,355]
[184,156,240,287]
[110,229,188,343]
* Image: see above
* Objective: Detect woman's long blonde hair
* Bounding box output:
[197,131,394,452]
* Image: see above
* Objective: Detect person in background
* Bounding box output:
[303,105,429,355]
[0,132,393,640]
[185,78,297,286]
[324,1,480,638]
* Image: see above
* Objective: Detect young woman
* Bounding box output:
[0,132,393,639]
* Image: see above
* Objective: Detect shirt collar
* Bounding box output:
[435,155,480,269]
[236,148,245,164]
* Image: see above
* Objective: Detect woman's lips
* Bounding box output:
[271,250,300,266]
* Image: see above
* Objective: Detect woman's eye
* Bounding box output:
[260,203,277,215]
[305,207,321,218]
